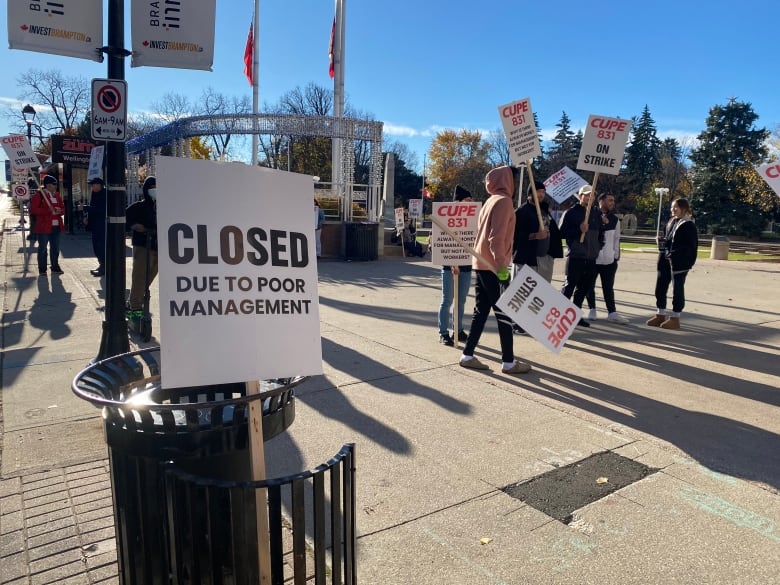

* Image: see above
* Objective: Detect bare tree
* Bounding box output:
[280,83,333,116]
[13,69,90,135]
[198,87,251,159]
[486,129,511,167]
[150,92,193,123]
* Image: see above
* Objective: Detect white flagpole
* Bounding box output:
[332,0,345,213]
[251,0,260,166]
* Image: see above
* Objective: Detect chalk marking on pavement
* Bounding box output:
[422,528,510,585]
[678,485,780,543]
[530,534,599,573]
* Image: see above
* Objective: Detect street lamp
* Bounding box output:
[22,104,36,143]
[654,187,670,238]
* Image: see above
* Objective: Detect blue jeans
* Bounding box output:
[37,227,61,271]
[438,268,471,335]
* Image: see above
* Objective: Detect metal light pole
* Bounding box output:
[21,104,37,234]
[97,0,130,359]
[654,187,669,238]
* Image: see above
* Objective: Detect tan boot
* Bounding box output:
[660,317,680,330]
[646,314,666,327]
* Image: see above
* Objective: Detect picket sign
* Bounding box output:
[429,215,497,272]
[496,265,581,353]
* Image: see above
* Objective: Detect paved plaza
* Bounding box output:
[1,196,779,584]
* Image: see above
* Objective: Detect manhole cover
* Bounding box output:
[502,451,657,524]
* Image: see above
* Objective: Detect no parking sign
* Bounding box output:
[13,184,29,200]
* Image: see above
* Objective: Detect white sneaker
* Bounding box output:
[587,308,597,321]
[607,312,629,324]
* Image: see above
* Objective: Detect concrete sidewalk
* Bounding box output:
[1,196,779,584]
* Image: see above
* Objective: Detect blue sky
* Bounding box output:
[2,0,780,174]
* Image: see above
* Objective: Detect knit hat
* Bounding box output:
[578,185,593,196]
[453,184,472,201]
[43,175,57,186]
[527,180,546,197]
[88,177,104,185]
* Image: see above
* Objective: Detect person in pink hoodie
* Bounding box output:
[459,166,532,374]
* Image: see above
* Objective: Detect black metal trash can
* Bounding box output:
[72,347,302,585]
[164,443,357,585]
[342,222,378,261]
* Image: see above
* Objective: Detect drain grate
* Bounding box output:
[502,451,657,524]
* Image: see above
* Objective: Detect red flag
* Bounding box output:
[243,23,254,86]
[328,18,335,79]
[423,188,432,199]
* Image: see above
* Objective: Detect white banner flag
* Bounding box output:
[7,0,103,62]
[155,157,323,388]
[131,0,216,70]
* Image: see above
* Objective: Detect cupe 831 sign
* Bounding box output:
[577,115,632,175]
[496,265,581,353]
[430,201,481,266]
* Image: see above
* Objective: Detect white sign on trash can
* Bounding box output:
[496,265,581,354]
[155,157,323,388]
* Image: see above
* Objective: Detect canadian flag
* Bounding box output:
[328,18,335,79]
[243,23,254,86]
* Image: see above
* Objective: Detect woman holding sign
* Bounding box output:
[647,198,698,330]
[438,185,473,346]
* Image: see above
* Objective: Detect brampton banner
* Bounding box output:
[7,0,103,62]
[131,0,216,70]
[155,157,323,388]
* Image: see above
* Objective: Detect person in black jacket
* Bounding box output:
[87,177,107,276]
[125,176,158,323]
[558,185,604,328]
[512,180,562,283]
[647,198,698,330]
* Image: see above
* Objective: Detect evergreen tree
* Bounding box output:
[624,105,662,199]
[543,111,579,175]
[689,98,770,236]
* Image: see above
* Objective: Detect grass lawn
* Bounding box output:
[620,242,780,262]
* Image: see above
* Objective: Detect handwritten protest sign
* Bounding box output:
[544,166,589,204]
[1,135,40,169]
[155,157,323,388]
[87,146,105,181]
[430,201,482,266]
[496,265,581,353]
[756,162,780,199]
[408,198,423,220]
[394,207,405,231]
[577,115,632,175]
[498,97,542,166]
